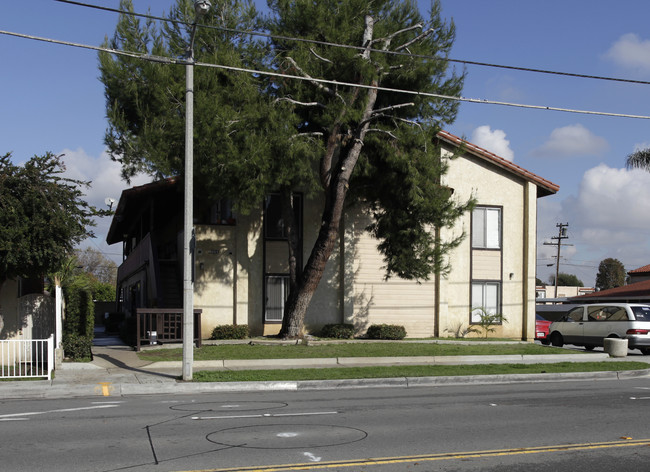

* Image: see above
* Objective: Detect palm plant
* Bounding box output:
[626,148,650,170]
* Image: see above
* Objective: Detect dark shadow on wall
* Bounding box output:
[0,292,54,340]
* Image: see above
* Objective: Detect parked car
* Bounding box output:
[535,314,552,345]
[548,303,650,354]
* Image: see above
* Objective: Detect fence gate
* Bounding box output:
[0,335,54,380]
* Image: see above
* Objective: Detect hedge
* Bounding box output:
[210,324,249,340]
[320,323,355,339]
[366,324,407,340]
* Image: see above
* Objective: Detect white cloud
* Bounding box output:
[532,124,608,158]
[58,148,150,263]
[470,125,514,161]
[538,165,650,279]
[567,164,650,230]
[604,33,650,75]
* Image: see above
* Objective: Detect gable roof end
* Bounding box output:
[437,130,560,197]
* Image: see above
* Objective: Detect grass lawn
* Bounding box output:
[138,342,578,362]
[192,361,650,382]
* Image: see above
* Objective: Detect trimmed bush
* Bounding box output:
[62,333,93,361]
[63,284,94,338]
[366,324,407,340]
[320,323,355,339]
[210,324,249,340]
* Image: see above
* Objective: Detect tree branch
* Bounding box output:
[371,23,423,49]
[275,97,325,108]
[396,28,434,52]
[285,56,345,104]
[367,128,398,140]
[309,47,332,64]
[291,132,324,139]
[372,102,414,115]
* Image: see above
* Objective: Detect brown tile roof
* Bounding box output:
[571,279,650,302]
[437,130,560,197]
[628,264,650,275]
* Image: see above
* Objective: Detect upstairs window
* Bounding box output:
[472,206,501,249]
[264,194,302,240]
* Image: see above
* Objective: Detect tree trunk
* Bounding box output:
[280,82,379,339]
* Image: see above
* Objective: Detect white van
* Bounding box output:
[548,303,650,354]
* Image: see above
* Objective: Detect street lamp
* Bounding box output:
[183,0,211,382]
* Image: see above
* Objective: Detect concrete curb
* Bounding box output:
[138,353,612,370]
[3,368,649,400]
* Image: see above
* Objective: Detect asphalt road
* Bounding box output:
[2,378,649,471]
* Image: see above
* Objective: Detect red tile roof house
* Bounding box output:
[106,131,559,342]
[569,265,650,304]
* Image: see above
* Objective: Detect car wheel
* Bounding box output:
[640,348,650,356]
[550,332,564,347]
[584,345,595,351]
[541,339,551,346]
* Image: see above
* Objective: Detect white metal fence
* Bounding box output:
[0,335,54,380]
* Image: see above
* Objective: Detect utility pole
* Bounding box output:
[543,223,572,298]
[183,0,211,382]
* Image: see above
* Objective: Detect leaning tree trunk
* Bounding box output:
[279,82,379,339]
[279,15,381,338]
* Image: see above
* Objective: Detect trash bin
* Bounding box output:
[604,338,627,357]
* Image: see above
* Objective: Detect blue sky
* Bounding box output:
[2,0,650,286]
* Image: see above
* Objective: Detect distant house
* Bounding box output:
[628,264,650,284]
[568,264,650,304]
[536,285,595,302]
[106,131,558,340]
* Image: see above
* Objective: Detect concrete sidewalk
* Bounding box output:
[2,332,650,400]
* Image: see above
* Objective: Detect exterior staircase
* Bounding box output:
[159,261,181,308]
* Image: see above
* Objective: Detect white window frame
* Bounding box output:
[265,275,289,322]
[471,282,500,324]
[472,206,501,249]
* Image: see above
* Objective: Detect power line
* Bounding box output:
[2,28,650,120]
[54,0,650,87]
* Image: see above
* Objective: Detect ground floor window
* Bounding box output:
[471,282,500,323]
[265,275,289,322]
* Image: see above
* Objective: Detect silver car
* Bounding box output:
[548,303,650,355]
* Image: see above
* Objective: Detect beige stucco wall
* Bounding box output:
[0,280,54,341]
[345,211,437,338]
[190,145,542,340]
[440,145,537,340]
[193,225,237,337]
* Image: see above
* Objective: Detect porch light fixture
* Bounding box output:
[182,0,211,382]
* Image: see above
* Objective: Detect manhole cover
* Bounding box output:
[207,423,367,449]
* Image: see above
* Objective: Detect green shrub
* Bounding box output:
[471,308,508,338]
[366,324,407,340]
[62,333,93,361]
[320,323,355,339]
[63,283,94,338]
[210,324,249,340]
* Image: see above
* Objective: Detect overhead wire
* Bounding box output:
[54,0,650,87]
[2,28,650,120]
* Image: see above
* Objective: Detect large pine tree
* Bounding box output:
[100,0,473,338]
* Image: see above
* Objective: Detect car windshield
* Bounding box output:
[631,306,650,321]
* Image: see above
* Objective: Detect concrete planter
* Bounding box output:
[604,338,628,357]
